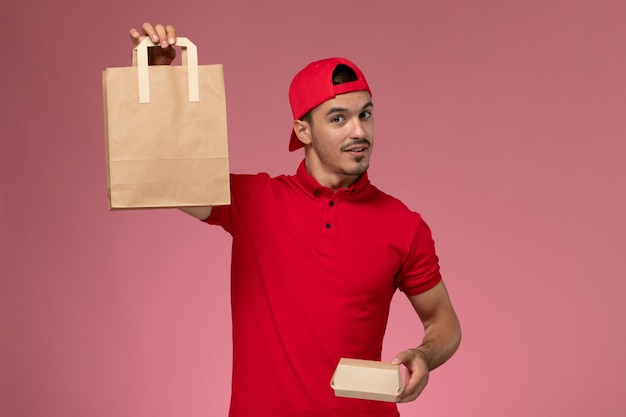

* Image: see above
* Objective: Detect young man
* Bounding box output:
[129,23,461,417]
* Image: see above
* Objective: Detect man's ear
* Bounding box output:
[293,119,312,146]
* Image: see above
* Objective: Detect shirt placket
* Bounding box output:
[318,188,353,252]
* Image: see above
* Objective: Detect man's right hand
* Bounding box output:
[129,22,177,65]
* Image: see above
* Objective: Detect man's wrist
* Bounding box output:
[414,347,431,371]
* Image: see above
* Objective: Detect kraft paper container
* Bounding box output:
[330,358,403,402]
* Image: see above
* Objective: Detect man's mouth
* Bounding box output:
[341,140,370,153]
[346,146,366,153]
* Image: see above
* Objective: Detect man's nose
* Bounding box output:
[349,118,366,138]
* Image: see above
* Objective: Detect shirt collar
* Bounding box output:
[295,160,370,198]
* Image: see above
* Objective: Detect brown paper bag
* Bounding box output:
[102,37,230,209]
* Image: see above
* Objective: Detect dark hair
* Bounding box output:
[300,64,359,123]
[332,64,358,85]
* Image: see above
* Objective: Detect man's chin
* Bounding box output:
[343,159,369,176]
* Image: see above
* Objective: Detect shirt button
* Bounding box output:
[325,223,331,229]
[329,201,334,207]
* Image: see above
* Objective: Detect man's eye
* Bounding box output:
[360,111,372,119]
[331,116,344,123]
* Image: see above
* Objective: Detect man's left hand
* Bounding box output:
[392,348,430,403]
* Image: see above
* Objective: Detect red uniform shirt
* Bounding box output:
[206,161,442,417]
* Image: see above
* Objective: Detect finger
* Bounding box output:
[396,368,428,403]
[165,24,177,46]
[141,22,161,45]
[129,27,145,45]
[153,23,170,49]
[396,377,419,403]
[397,389,418,403]
[391,350,409,366]
[397,367,413,401]
[398,383,425,403]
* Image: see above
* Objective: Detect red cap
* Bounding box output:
[288,57,371,151]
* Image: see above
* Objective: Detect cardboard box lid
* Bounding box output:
[330,358,403,402]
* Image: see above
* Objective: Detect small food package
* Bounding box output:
[330,358,403,402]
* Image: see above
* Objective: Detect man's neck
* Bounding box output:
[304,163,361,191]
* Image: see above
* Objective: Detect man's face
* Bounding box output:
[299,91,374,189]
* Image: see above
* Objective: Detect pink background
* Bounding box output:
[2,1,625,416]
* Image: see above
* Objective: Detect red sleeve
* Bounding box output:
[203,204,232,233]
[202,173,270,235]
[396,216,443,296]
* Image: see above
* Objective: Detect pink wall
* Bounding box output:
[2,1,626,416]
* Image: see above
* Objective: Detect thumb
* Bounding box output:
[391,350,409,365]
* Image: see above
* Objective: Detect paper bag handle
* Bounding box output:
[133,36,199,103]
